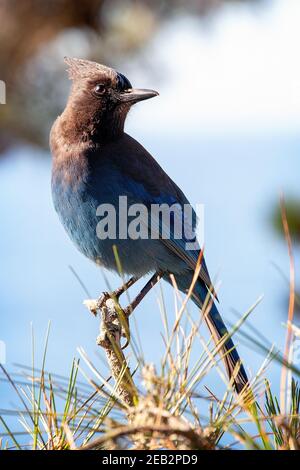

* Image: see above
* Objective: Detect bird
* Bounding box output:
[50,57,248,393]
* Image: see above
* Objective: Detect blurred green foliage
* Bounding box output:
[272,199,300,313]
[272,199,300,245]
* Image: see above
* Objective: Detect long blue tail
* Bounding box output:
[168,274,248,393]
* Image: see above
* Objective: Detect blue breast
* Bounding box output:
[51,157,171,276]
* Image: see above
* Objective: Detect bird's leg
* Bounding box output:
[117,271,162,349]
[97,276,140,309]
[85,272,162,350]
[123,271,163,317]
[111,276,140,299]
[84,276,139,316]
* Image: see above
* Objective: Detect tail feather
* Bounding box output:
[203,300,248,394]
[168,274,248,394]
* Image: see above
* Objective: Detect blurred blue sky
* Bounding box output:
[0,0,299,420]
[129,0,300,136]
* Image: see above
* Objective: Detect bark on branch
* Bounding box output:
[96,296,137,407]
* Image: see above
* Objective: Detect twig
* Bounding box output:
[96,297,137,407]
[84,274,162,406]
[279,196,295,416]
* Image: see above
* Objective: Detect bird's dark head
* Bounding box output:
[62,57,158,142]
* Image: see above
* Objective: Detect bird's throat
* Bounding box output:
[60,104,128,145]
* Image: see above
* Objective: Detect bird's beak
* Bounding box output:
[119,88,159,104]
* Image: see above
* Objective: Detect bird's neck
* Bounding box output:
[59,105,127,145]
[99,112,126,142]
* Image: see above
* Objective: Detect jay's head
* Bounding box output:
[64,57,158,138]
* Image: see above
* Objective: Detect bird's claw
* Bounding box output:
[97,291,112,310]
[84,281,134,349]
[85,291,131,349]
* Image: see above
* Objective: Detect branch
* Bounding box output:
[96,296,137,407]
[80,423,214,451]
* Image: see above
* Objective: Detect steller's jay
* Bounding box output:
[50,57,248,393]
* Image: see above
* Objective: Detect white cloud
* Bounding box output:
[130,0,300,135]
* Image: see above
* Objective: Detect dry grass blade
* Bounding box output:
[279,196,296,415]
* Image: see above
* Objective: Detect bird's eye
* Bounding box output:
[93,84,105,96]
[116,72,132,92]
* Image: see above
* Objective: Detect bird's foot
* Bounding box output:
[94,295,130,349]
[83,276,139,318]
[97,291,113,310]
[84,274,162,349]
[84,291,130,347]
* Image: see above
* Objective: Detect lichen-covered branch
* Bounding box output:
[96,296,137,407]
